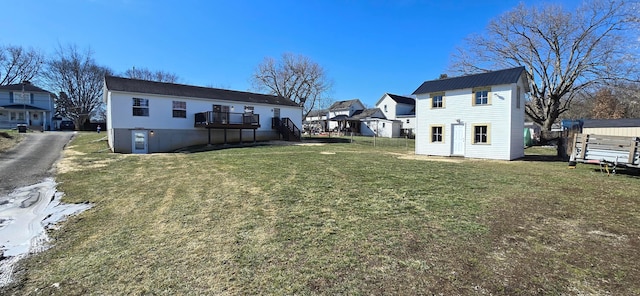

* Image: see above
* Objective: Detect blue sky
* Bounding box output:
[2,0,581,107]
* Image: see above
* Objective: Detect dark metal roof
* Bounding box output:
[0,83,52,94]
[329,114,349,121]
[412,66,526,95]
[386,93,415,105]
[329,99,363,110]
[306,109,328,117]
[582,118,640,128]
[348,108,385,120]
[0,104,48,110]
[104,76,300,107]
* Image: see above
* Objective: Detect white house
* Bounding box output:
[104,76,303,153]
[0,81,55,131]
[360,117,402,138]
[327,99,365,131]
[375,93,416,137]
[413,66,529,160]
[342,107,397,137]
[303,109,329,133]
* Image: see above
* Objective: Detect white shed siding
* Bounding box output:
[509,83,526,159]
[416,84,523,160]
[415,94,435,154]
[106,92,114,149]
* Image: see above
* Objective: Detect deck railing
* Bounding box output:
[194,111,260,128]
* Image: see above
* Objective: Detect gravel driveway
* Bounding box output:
[0,131,79,288]
[0,132,74,196]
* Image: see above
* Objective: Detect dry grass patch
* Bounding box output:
[3,135,640,295]
[0,130,24,152]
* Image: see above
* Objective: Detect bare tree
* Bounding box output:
[123,66,179,83]
[44,44,112,129]
[451,0,640,130]
[614,82,640,118]
[0,45,45,85]
[251,53,332,117]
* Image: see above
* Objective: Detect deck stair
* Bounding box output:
[273,117,301,141]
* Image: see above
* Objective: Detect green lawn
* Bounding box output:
[5,133,640,295]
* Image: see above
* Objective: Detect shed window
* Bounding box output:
[431,125,444,143]
[472,87,491,106]
[430,92,445,109]
[472,124,491,144]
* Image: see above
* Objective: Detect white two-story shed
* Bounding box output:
[104,76,302,153]
[413,67,529,160]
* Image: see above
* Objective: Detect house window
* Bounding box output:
[473,88,491,105]
[382,122,386,128]
[516,86,521,109]
[431,92,445,108]
[133,98,149,116]
[172,101,186,118]
[12,92,30,104]
[431,125,444,143]
[10,112,25,121]
[473,124,490,144]
[384,105,388,112]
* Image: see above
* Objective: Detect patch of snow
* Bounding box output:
[0,178,92,287]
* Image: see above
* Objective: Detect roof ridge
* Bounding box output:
[412,66,526,95]
[105,75,281,99]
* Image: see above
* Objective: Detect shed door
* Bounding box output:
[452,124,465,156]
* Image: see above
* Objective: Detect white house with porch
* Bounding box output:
[413,66,529,160]
[0,81,55,131]
[104,76,303,153]
[327,99,365,131]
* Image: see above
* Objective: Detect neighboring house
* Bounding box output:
[375,93,416,137]
[360,117,402,138]
[346,107,399,137]
[413,66,529,160]
[581,118,640,137]
[0,81,55,130]
[303,109,329,133]
[327,99,365,131]
[398,115,416,138]
[104,76,303,154]
[303,97,406,138]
